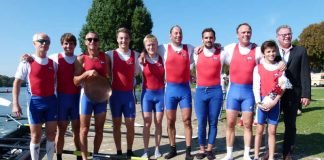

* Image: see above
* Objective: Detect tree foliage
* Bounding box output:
[299,21,324,71]
[79,0,153,52]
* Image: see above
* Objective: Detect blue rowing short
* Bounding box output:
[256,97,280,125]
[27,95,58,124]
[80,89,107,115]
[109,90,136,118]
[165,82,192,110]
[226,83,255,112]
[141,88,164,113]
[57,93,80,121]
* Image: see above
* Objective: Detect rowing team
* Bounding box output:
[11,23,307,160]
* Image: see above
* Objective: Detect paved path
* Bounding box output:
[44,103,322,160]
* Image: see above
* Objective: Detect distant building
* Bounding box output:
[311,72,324,87]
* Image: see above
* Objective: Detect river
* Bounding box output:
[0,87,28,138]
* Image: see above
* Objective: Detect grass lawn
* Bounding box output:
[276,87,324,159]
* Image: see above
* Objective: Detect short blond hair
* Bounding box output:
[143,34,158,45]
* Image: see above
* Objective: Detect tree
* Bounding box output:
[299,21,324,71]
[0,75,18,87]
[79,0,153,52]
[292,39,299,46]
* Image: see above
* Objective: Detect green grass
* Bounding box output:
[276,88,324,159]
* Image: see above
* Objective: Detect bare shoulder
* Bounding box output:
[76,54,85,62]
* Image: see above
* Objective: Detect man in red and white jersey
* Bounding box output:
[74,32,111,160]
[158,25,195,160]
[106,27,140,158]
[49,33,81,160]
[12,33,57,160]
[221,23,263,160]
[193,28,226,160]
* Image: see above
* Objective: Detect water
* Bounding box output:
[0,87,141,137]
[0,87,29,138]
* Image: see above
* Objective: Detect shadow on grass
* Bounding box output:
[276,132,324,159]
[278,106,324,123]
[299,106,324,114]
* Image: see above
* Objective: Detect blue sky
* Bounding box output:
[1,0,323,76]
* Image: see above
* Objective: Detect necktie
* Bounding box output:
[282,49,288,63]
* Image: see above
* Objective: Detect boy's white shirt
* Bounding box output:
[252,62,289,103]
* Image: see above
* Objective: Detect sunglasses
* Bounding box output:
[36,39,50,45]
[86,38,99,43]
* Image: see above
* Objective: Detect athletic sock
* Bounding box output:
[221,146,233,160]
[46,140,55,160]
[30,142,40,160]
[164,145,177,159]
[56,153,62,160]
[243,146,252,160]
[154,147,161,158]
[117,150,123,155]
[185,146,193,160]
[127,149,135,157]
[186,146,192,155]
[76,155,83,160]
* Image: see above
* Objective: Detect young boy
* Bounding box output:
[252,40,291,160]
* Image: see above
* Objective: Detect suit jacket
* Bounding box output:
[275,45,311,99]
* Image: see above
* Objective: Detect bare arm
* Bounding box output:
[12,79,23,118]
[105,54,112,82]
[73,55,90,86]
[138,51,145,64]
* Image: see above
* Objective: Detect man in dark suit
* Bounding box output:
[275,25,311,160]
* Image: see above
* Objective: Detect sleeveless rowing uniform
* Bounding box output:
[194,48,223,146]
[80,52,108,115]
[24,56,58,124]
[227,43,256,112]
[255,63,282,125]
[109,50,136,118]
[165,44,192,110]
[141,55,165,113]
[56,53,80,121]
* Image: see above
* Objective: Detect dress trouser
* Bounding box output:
[281,89,300,155]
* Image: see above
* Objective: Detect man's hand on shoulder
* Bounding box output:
[278,61,287,71]
[21,53,33,62]
[138,52,146,64]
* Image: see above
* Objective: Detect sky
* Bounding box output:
[0,0,323,77]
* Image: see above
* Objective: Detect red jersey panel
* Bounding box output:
[57,53,80,94]
[229,44,256,84]
[165,44,190,83]
[142,56,165,90]
[112,50,135,91]
[28,59,55,96]
[83,52,108,77]
[258,64,283,96]
[196,49,221,86]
